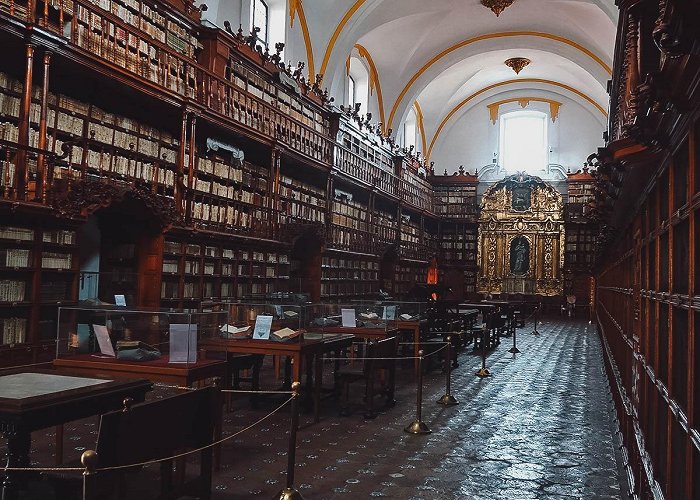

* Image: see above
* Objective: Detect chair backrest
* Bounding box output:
[95,385,219,467]
[364,335,399,373]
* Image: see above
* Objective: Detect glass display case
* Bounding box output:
[212,303,303,342]
[56,306,227,365]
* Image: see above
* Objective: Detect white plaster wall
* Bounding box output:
[430,94,604,174]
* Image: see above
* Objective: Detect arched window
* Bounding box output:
[251,0,269,47]
[347,57,369,112]
[499,110,548,173]
[348,76,356,106]
[403,108,417,150]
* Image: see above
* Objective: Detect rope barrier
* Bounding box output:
[94,395,294,472]
[220,389,293,395]
[322,344,448,362]
[3,465,84,472]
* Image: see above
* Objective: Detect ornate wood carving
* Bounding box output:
[51,179,182,230]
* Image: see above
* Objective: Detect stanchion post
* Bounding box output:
[508,321,520,354]
[437,337,458,406]
[475,326,491,377]
[532,303,541,336]
[81,449,98,500]
[276,382,305,500]
[404,350,431,434]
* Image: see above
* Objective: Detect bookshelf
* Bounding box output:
[320,250,379,300]
[161,237,290,306]
[278,171,326,225]
[398,211,422,260]
[564,226,596,269]
[393,261,426,298]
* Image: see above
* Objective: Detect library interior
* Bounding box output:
[0,0,698,498]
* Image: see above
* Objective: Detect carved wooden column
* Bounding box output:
[36,51,51,203]
[15,43,35,200]
[270,146,281,215]
[186,114,197,221]
[175,110,187,215]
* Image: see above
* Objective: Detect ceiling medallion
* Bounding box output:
[504,57,531,75]
[481,0,515,17]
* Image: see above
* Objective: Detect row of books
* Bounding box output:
[0,280,26,302]
[0,226,34,241]
[322,270,378,281]
[1,249,30,268]
[322,256,379,270]
[1,317,27,345]
[41,252,72,269]
[39,279,72,302]
[280,201,325,223]
[190,202,267,227]
[320,282,377,298]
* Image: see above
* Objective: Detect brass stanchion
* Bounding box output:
[404,350,431,434]
[81,450,98,500]
[437,337,458,406]
[532,303,541,336]
[276,381,304,500]
[475,327,490,377]
[508,322,520,354]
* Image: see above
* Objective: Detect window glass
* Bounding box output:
[252,0,268,46]
[499,111,547,173]
[348,76,355,106]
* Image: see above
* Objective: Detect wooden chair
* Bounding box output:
[336,336,399,419]
[84,386,220,499]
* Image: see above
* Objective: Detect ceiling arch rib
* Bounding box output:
[426,79,608,159]
[386,31,612,131]
[413,47,607,136]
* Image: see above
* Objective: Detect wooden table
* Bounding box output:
[0,371,152,500]
[53,354,227,387]
[200,333,354,422]
[320,326,398,342]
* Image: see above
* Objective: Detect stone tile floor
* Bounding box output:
[25,318,626,499]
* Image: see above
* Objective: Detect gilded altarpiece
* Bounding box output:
[477,174,564,296]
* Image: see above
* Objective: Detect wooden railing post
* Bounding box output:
[36,51,52,203]
[15,43,35,200]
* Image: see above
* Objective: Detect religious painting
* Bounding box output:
[510,236,530,275]
[511,186,531,211]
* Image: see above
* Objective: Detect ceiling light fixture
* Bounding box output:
[504,57,531,74]
[480,0,515,17]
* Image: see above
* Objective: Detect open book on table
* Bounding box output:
[271,327,302,341]
[220,324,252,338]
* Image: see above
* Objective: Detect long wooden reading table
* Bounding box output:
[199,333,354,422]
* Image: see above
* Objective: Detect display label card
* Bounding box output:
[253,315,273,340]
[382,306,397,320]
[92,324,115,357]
[341,308,356,328]
[274,305,283,318]
[114,294,126,306]
[170,324,198,363]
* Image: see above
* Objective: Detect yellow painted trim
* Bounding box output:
[388,31,612,130]
[320,0,366,79]
[289,0,316,81]
[426,78,608,160]
[413,101,427,154]
[355,44,386,133]
[486,97,562,124]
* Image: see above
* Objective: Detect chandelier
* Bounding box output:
[504,57,531,74]
[480,0,515,17]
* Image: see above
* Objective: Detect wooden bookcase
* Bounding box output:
[320,250,379,300]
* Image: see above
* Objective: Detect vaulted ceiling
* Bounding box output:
[307,0,616,162]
